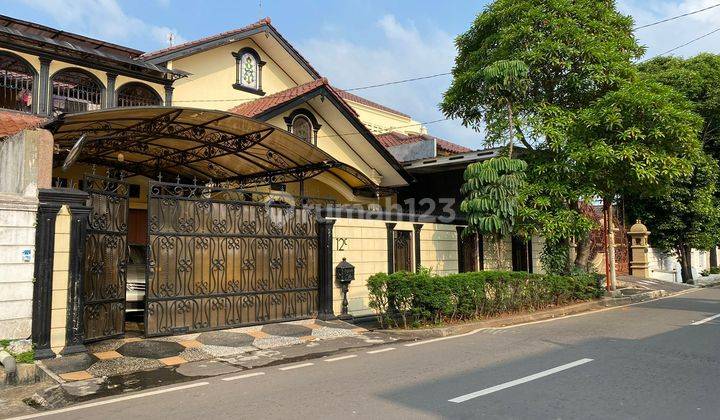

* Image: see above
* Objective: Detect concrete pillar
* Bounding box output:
[0,129,53,340]
[629,220,651,278]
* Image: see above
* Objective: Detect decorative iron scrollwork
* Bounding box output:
[144,180,333,337]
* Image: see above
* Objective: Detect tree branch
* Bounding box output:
[516,126,534,150]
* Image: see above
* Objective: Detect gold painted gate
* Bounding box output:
[144,181,322,337]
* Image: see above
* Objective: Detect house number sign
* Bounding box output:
[336,237,348,251]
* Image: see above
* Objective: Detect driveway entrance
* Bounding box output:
[145,180,325,336]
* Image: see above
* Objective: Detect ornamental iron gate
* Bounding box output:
[82,173,130,342]
[145,181,328,337]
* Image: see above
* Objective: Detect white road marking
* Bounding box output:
[278,362,314,371]
[325,354,358,362]
[448,359,594,403]
[691,313,720,325]
[221,371,266,381]
[6,382,209,419]
[367,347,396,354]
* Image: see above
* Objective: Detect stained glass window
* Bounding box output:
[240,52,258,89]
[292,115,312,143]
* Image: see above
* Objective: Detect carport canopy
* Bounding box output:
[46,106,378,191]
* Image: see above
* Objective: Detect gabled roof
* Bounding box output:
[139,17,321,79]
[229,78,357,118]
[334,89,410,118]
[0,15,183,80]
[377,131,473,155]
[229,78,413,186]
[0,110,47,138]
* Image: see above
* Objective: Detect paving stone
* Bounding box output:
[196,331,256,347]
[93,350,122,360]
[159,356,187,366]
[87,356,163,377]
[116,340,185,359]
[86,339,126,353]
[42,353,98,374]
[313,320,359,330]
[260,323,313,337]
[175,360,241,377]
[201,345,255,358]
[179,347,213,362]
[58,370,94,382]
[252,336,303,349]
[179,340,204,349]
[310,327,357,340]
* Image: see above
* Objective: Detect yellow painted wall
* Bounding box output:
[169,38,299,111]
[50,205,71,354]
[329,218,459,316]
[0,47,40,74]
[345,99,427,136]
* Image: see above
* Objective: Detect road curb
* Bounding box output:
[381,289,672,340]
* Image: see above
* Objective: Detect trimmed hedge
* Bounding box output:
[367,270,603,328]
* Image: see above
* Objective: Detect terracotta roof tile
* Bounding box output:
[333,89,410,118]
[139,18,321,78]
[0,110,47,138]
[140,19,271,60]
[229,78,358,117]
[377,131,473,155]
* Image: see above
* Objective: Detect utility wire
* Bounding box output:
[640,25,720,61]
[634,2,720,29]
[344,72,451,92]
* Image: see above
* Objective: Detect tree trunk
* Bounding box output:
[603,198,617,291]
[507,101,514,158]
[677,244,694,284]
[574,233,591,272]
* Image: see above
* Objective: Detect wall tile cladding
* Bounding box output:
[329,218,459,315]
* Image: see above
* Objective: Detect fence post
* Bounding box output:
[63,190,90,354]
[31,189,64,359]
[386,222,397,273]
[317,217,336,320]
[413,224,423,272]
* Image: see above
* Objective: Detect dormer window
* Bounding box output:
[284,109,321,145]
[292,115,312,143]
[232,47,265,95]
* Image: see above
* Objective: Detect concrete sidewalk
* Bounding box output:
[38,319,377,383]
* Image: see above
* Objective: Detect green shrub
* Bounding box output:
[366,270,603,328]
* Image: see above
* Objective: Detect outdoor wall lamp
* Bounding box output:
[335,258,355,318]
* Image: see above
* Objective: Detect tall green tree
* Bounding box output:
[479,60,529,157]
[638,54,720,162]
[569,80,703,283]
[631,54,720,282]
[441,0,644,273]
[628,154,720,283]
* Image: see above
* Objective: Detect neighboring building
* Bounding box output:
[0,15,537,354]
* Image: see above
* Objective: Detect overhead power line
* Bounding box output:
[634,2,720,29]
[640,25,720,61]
[344,72,451,92]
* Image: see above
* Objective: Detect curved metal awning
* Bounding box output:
[46,106,378,191]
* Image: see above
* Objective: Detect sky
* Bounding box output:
[2,0,720,149]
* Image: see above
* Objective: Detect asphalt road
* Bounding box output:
[14,287,720,420]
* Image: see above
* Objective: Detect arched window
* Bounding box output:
[0,52,36,113]
[116,82,163,107]
[285,109,320,144]
[285,109,320,145]
[50,69,103,115]
[232,48,264,95]
[291,115,312,143]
